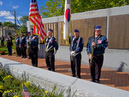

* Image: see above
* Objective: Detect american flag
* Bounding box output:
[64,0,71,42]
[22,83,31,97]
[29,0,46,41]
[34,25,40,35]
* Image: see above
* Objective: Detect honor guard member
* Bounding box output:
[45,29,58,71]
[1,35,4,46]
[27,32,31,59]
[69,29,84,78]
[15,34,21,56]
[30,29,39,67]
[86,25,108,83]
[6,33,13,56]
[20,32,27,58]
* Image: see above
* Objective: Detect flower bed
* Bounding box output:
[0,69,63,97]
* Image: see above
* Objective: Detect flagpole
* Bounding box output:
[69,0,71,46]
[68,0,73,62]
[64,0,71,44]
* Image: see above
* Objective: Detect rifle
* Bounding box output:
[90,26,95,64]
[69,34,73,60]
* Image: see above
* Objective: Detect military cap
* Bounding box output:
[48,29,53,32]
[95,25,101,30]
[74,29,79,33]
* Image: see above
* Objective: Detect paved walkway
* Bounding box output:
[0,55,129,91]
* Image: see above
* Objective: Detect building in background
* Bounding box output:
[0,22,15,38]
[0,22,2,36]
[3,27,15,38]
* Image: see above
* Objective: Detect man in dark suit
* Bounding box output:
[44,29,58,71]
[69,29,84,78]
[86,25,108,83]
[6,33,13,56]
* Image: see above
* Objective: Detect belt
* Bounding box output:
[31,46,37,48]
[45,48,54,52]
[95,54,103,56]
[47,50,54,53]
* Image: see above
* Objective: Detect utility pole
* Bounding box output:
[14,10,17,33]
[0,22,2,35]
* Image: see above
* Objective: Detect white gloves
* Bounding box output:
[54,50,57,55]
[71,51,75,56]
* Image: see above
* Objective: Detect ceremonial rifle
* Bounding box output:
[90,26,95,64]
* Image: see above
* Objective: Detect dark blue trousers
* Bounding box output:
[7,46,12,55]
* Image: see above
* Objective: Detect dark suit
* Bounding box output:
[69,36,84,78]
[30,35,39,67]
[45,36,58,71]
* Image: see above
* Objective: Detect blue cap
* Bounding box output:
[21,32,24,33]
[74,29,79,33]
[95,25,101,30]
[48,29,53,32]
[28,32,31,34]
[31,28,34,31]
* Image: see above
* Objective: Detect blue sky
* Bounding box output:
[0,0,47,23]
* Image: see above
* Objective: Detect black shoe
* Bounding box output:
[95,80,100,83]
[51,68,55,72]
[51,70,55,72]
[72,74,76,77]
[21,56,24,58]
[23,56,27,58]
[48,68,51,71]
[77,76,81,79]
[91,79,95,82]
[33,64,37,67]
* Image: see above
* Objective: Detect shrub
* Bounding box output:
[1,51,5,55]
[0,69,63,97]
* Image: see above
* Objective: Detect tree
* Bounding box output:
[19,25,27,35]
[40,0,129,18]
[0,22,2,26]
[40,0,64,18]
[2,22,20,30]
[19,16,29,35]
[20,16,29,25]
[2,22,15,27]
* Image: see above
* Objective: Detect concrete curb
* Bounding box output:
[0,57,129,97]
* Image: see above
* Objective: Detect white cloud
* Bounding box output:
[5,16,22,23]
[0,11,11,17]
[5,16,14,20]
[5,16,21,20]
[5,20,14,23]
[12,5,19,9]
[0,10,22,23]
[0,1,3,6]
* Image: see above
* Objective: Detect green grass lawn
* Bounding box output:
[0,46,8,54]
